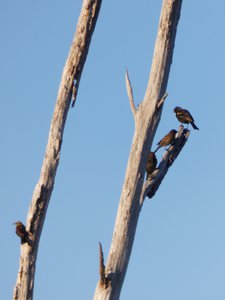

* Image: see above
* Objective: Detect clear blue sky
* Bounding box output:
[1,1,225,299]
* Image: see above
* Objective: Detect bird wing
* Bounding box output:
[178,109,194,122]
[184,109,195,122]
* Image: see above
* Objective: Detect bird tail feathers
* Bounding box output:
[191,121,199,130]
[154,145,160,153]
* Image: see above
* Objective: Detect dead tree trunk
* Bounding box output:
[94,0,183,299]
[13,1,102,299]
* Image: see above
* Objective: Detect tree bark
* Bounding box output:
[94,0,183,299]
[13,1,102,299]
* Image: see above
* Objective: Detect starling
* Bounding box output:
[146,151,157,180]
[174,106,199,130]
[154,129,177,153]
[14,221,28,244]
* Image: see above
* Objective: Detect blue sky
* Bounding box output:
[1,1,225,299]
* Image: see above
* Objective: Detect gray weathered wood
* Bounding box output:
[94,0,183,299]
[13,1,102,299]
[125,69,136,119]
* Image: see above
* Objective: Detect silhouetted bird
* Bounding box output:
[154,129,177,153]
[146,152,157,180]
[174,106,199,130]
[14,221,28,244]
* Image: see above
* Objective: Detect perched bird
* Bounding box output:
[14,221,28,244]
[154,129,177,153]
[174,106,199,130]
[146,151,157,180]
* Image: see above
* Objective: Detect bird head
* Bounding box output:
[13,221,23,226]
[174,107,182,113]
[149,151,155,157]
[171,129,178,135]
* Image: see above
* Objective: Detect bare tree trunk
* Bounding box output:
[94,0,183,299]
[13,1,102,299]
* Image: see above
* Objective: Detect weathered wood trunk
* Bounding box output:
[13,1,102,299]
[94,0,183,299]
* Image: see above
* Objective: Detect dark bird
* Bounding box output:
[154,129,177,153]
[14,221,28,244]
[146,151,157,180]
[174,106,199,130]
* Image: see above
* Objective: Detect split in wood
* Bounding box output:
[125,68,136,118]
[98,242,109,288]
[140,125,190,205]
[71,82,77,107]
[157,92,168,109]
[71,79,80,107]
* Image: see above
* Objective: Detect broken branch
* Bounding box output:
[140,125,190,204]
[99,242,107,287]
[125,69,136,119]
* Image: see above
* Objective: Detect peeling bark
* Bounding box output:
[94,0,183,299]
[13,1,102,299]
